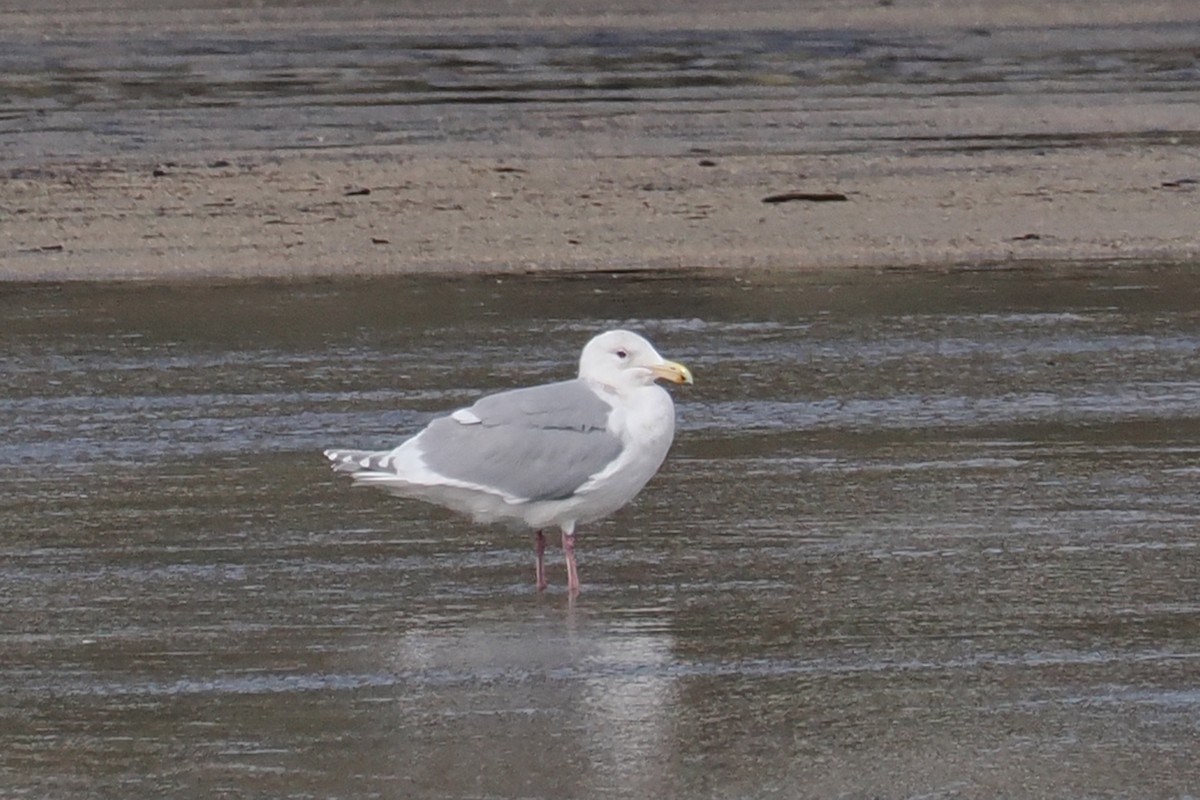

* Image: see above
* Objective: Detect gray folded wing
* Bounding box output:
[418,380,623,502]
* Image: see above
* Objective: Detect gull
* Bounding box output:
[324,330,693,593]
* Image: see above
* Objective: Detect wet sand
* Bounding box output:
[3,0,1200,280]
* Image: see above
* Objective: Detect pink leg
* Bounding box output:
[534,530,547,591]
[561,529,580,594]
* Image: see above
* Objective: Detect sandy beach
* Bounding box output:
[3,0,1200,280]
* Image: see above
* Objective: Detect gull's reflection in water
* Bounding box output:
[379,609,677,795]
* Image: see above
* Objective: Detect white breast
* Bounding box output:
[569,383,677,523]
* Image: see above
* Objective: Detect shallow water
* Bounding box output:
[4,23,1200,162]
[3,265,1200,797]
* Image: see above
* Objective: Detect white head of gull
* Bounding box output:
[324,329,693,593]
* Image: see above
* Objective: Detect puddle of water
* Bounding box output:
[2,265,1199,796]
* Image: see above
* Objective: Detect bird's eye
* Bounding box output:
[615,349,628,359]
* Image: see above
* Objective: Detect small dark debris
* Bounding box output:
[567,238,581,245]
[9,167,57,180]
[1161,177,1198,188]
[21,243,64,253]
[762,191,849,204]
[698,159,717,167]
[371,237,390,245]
[1012,233,1042,241]
[344,187,371,196]
[208,159,232,168]
[494,166,527,174]
[152,167,168,177]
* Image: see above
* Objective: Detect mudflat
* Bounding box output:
[3,0,1199,280]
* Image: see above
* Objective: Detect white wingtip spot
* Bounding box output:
[358,458,371,468]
